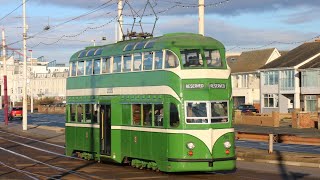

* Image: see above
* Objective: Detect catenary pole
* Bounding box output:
[118,0,123,41]
[22,0,28,130]
[199,0,205,36]
[2,29,8,125]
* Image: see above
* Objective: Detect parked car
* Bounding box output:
[9,107,23,120]
[236,104,259,113]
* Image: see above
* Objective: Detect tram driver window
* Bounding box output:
[205,50,222,67]
[154,104,164,127]
[132,104,141,126]
[211,102,228,123]
[165,50,179,68]
[186,102,208,124]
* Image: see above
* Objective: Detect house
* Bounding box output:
[227,48,281,110]
[259,40,320,113]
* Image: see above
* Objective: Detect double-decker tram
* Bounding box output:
[65,33,235,172]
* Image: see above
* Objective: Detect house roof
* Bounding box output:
[260,41,320,69]
[299,56,320,69]
[227,48,276,73]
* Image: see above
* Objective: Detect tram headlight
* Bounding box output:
[186,142,195,150]
[223,141,232,149]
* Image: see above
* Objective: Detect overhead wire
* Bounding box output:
[0,0,31,24]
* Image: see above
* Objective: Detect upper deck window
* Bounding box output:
[133,53,142,71]
[70,62,76,76]
[86,49,95,57]
[205,50,222,67]
[123,55,132,72]
[134,42,146,50]
[143,52,153,70]
[102,57,111,74]
[165,50,179,68]
[144,40,155,49]
[77,61,85,76]
[93,59,101,75]
[154,51,163,69]
[85,60,93,75]
[113,56,121,73]
[94,48,103,56]
[123,43,136,51]
[78,50,86,58]
[181,49,203,68]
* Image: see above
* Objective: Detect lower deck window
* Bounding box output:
[131,104,163,127]
[185,101,228,124]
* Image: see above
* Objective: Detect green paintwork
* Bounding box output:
[65,33,235,172]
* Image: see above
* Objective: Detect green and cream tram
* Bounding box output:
[65,33,235,172]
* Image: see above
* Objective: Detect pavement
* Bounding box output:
[0,122,320,169]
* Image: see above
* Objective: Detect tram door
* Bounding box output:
[100,104,111,156]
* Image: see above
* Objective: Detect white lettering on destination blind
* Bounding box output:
[209,83,226,89]
[185,84,205,89]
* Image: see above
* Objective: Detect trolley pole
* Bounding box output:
[118,0,123,41]
[199,0,205,36]
[22,0,28,130]
[2,29,8,125]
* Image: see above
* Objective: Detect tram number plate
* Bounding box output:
[209,83,226,89]
[185,83,205,89]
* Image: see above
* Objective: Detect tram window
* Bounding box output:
[133,53,142,71]
[154,104,163,127]
[86,49,95,57]
[143,104,152,126]
[113,56,121,73]
[132,104,141,125]
[85,104,92,122]
[134,41,146,50]
[211,102,228,123]
[78,50,86,58]
[186,102,208,123]
[170,103,180,127]
[123,55,132,72]
[70,62,76,76]
[181,50,203,67]
[77,105,84,122]
[143,52,153,70]
[102,57,111,73]
[205,50,222,67]
[70,104,76,122]
[144,40,155,49]
[165,50,179,68]
[77,61,84,76]
[154,51,163,70]
[94,48,103,56]
[85,60,93,75]
[93,59,101,75]
[123,42,136,51]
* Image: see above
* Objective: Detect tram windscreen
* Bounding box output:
[186,101,228,124]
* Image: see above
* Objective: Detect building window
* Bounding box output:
[264,94,279,108]
[305,95,317,112]
[302,70,320,88]
[263,71,279,85]
[280,70,294,90]
[241,74,248,88]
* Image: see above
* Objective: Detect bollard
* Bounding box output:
[268,134,273,154]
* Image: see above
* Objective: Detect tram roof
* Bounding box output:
[69,33,224,62]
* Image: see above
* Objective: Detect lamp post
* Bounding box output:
[22,0,28,130]
[198,0,205,36]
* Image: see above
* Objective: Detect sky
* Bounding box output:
[0,0,320,64]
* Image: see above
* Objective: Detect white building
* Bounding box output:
[0,57,68,105]
[227,48,281,110]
